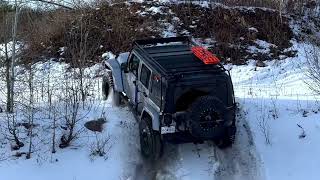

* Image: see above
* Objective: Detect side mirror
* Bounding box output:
[121,63,128,73]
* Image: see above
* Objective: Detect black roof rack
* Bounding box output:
[134,36,192,46]
[132,37,226,77]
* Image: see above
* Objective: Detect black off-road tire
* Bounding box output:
[102,71,113,100]
[102,71,121,106]
[139,116,162,161]
[215,125,236,149]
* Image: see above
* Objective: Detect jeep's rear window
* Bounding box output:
[140,64,151,88]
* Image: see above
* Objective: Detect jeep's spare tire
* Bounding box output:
[189,96,227,139]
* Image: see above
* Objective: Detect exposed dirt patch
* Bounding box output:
[84,118,107,132]
[171,4,295,64]
[18,2,163,67]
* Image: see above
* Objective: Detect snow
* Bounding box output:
[147,6,164,15]
[247,39,276,54]
[0,42,21,59]
[248,27,258,32]
[0,104,141,180]
[229,41,320,180]
[58,47,66,56]
[102,51,116,60]
[242,98,320,180]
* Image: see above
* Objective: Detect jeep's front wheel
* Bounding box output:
[102,71,121,106]
[139,116,162,161]
[102,70,113,100]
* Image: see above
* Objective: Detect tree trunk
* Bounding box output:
[5,42,12,113]
[26,68,34,159]
[9,0,19,113]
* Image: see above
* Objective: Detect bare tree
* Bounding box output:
[29,0,74,10]
[0,1,13,112]
[5,111,24,150]
[306,45,320,95]
[66,12,101,103]
[26,65,34,159]
[8,0,19,114]
[58,75,83,148]
[3,0,75,113]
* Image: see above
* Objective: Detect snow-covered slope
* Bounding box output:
[0,40,319,180]
[230,41,320,180]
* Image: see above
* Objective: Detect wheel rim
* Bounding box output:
[199,108,222,131]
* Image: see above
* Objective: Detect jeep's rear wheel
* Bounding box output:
[215,125,236,149]
[102,78,109,100]
[139,116,162,161]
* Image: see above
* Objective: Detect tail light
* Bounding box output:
[163,114,173,126]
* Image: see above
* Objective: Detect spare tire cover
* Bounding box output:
[189,96,227,139]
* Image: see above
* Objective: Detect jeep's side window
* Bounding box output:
[150,73,162,106]
[151,73,161,98]
[140,64,151,89]
[128,55,140,76]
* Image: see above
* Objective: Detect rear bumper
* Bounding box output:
[163,126,229,143]
[161,104,236,141]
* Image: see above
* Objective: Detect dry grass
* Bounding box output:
[171,4,294,64]
[4,1,317,66]
[17,2,161,66]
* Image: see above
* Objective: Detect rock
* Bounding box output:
[14,152,26,157]
[16,122,38,129]
[59,135,69,149]
[11,141,24,150]
[247,27,258,40]
[256,60,266,67]
[303,110,308,117]
[84,118,107,132]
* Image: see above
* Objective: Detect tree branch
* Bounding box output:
[29,0,73,10]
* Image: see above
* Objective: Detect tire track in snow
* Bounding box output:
[133,142,179,180]
[129,106,263,180]
[213,108,264,180]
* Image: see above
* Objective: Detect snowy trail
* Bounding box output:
[132,107,262,180]
[213,107,264,180]
[133,144,179,180]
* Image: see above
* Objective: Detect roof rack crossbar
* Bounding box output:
[168,69,225,77]
[168,66,225,74]
[134,43,168,75]
[134,36,191,46]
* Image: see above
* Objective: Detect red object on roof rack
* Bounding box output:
[191,46,220,65]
